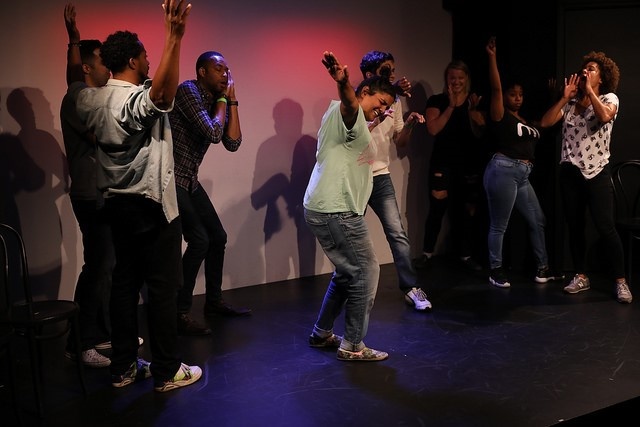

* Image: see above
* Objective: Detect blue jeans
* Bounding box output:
[106,195,182,383]
[304,209,380,351]
[368,174,417,292]
[177,185,227,313]
[483,154,548,270]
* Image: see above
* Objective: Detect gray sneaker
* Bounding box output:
[616,281,633,303]
[564,274,591,294]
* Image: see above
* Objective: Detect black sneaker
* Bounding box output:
[413,254,431,270]
[308,333,342,348]
[204,300,252,317]
[535,268,565,284]
[177,313,212,336]
[461,256,482,272]
[489,267,511,288]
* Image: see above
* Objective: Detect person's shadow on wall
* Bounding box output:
[5,87,71,300]
[250,98,318,282]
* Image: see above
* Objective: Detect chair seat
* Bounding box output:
[10,300,79,326]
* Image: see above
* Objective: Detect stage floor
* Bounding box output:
[3,257,640,426]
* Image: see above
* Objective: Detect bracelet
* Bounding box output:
[216,97,228,104]
[68,42,81,48]
[228,100,238,106]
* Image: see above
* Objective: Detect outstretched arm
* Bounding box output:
[486,36,504,122]
[64,3,83,86]
[149,0,192,110]
[322,51,358,128]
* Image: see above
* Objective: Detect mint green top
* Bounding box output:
[303,100,376,215]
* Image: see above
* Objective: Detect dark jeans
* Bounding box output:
[106,195,182,382]
[177,185,227,313]
[68,198,113,351]
[423,165,484,257]
[560,163,625,279]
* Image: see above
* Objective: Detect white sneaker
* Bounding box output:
[65,348,111,368]
[404,287,432,311]
[616,281,633,304]
[95,336,144,350]
[154,363,202,392]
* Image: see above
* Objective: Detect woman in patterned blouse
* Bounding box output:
[541,51,632,304]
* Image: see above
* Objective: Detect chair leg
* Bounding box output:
[26,329,44,417]
[628,234,633,287]
[71,315,87,396]
[3,342,23,426]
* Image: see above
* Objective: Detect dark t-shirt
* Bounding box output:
[488,112,541,162]
[427,93,486,173]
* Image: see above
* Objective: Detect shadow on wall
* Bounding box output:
[1,87,74,301]
[250,98,319,283]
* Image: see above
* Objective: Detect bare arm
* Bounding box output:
[582,71,617,123]
[149,0,192,109]
[395,111,425,148]
[425,99,454,136]
[64,3,83,86]
[322,51,358,128]
[486,37,504,122]
[540,74,579,128]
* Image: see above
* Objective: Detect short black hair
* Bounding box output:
[359,50,394,79]
[79,39,102,67]
[100,31,143,74]
[195,51,224,73]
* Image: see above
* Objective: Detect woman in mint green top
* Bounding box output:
[304,51,396,362]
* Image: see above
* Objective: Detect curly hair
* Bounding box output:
[100,31,144,74]
[582,51,620,93]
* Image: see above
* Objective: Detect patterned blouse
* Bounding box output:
[560,93,619,179]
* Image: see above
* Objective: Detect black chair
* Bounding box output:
[611,160,640,287]
[0,299,21,425]
[0,223,86,417]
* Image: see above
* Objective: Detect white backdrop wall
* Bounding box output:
[0,0,452,300]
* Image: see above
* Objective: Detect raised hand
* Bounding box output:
[563,73,580,100]
[226,69,236,100]
[486,36,496,57]
[322,51,349,85]
[468,92,482,110]
[162,0,192,39]
[64,3,80,41]
[394,76,412,98]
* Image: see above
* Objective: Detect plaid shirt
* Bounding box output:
[169,79,241,192]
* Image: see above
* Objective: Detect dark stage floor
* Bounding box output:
[2,257,640,427]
